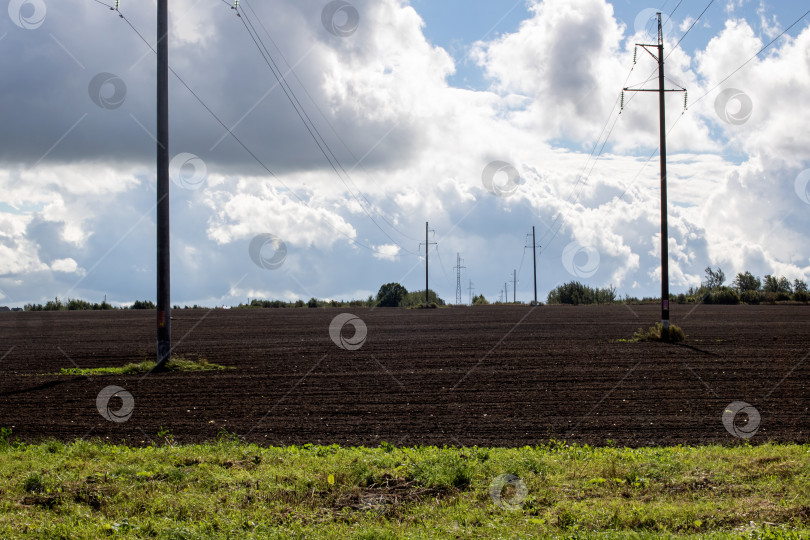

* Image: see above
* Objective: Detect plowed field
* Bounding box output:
[1,305,808,447]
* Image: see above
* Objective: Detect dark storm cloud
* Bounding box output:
[0,0,417,174]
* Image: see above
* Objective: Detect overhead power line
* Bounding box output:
[690,8,810,106]
[616,6,810,204]
[667,0,717,59]
[241,0,419,244]
[232,3,419,255]
[109,5,404,258]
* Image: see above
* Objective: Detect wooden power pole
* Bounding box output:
[623,13,685,337]
[156,0,171,366]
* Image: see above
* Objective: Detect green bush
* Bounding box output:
[401,289,445,308]
[547,281,617,305]
[307,297,319,308]
[632,323,685,343]
[760,292,778,304]
[131,300,156,309]
[704,287,739,305]
[740,290,760,304]
[793,291,810,303]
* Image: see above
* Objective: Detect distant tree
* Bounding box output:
[547,281,617,305]
[472,294,489,306]
[763,275,792,294]
[733,271,761,292]
[376,283,408,307]
[307,297,319,308]
[132,300,156,309]
[793,279,810,302]
[702,266,726,289]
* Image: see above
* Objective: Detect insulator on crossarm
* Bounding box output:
[233,0,239,8]
[633,46,638,65]
[620,90,625,113]
[114,0,119,9]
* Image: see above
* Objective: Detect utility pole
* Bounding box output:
[453,253,466,305]
[468,280,474,305]
[623,12,685,337]
[525,226,541,305]
[419,222,437,308]
[509,270,517,304]
[504,282,508,303]
[156,0,171,367]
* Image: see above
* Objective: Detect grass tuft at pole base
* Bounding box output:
[633,322,686,343]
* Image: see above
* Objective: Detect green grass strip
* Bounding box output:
[57,356,229,376]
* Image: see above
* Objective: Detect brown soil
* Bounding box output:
[0,305,807,447]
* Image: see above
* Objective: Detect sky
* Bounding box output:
[1,0,809,307]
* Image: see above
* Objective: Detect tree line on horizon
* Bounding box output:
[16,267,809,311]
[546,267,809,305]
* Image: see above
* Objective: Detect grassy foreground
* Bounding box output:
[0,435,808,539]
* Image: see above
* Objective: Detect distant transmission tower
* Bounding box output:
[468,280,474,305]
[453,253,466,305]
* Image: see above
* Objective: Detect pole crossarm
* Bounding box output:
[624,88,686,92]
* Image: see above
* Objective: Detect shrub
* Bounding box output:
[132,300,156,309]
[307,297,319,308]
[793,291,810,303]
[401,289,445,308]
[760,292,778,304]
[740,290,760,304]
[547,281,617,305]
[704,287,739,305]
[633,323,685,343]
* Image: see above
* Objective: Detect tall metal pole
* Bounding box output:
[532,226,538,305]
[656,13,670,333]
[513,269,516,304]
[425,221,429,308]
[504,282,508,303]
[156,0,171,367]
[623,13,685,336]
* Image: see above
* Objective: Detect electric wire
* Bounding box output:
[668,0,685,20]
[690,8,810,106]
[535,60,639,248]
[91,0,116,9]
[241,0,420,243]
[233,5,419,255]
[666,0,717,59]
[113,8,392,256]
